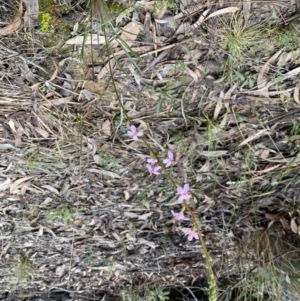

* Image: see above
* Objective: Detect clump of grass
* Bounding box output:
[2,258,31,292]
[266,25,300,51]
[119,284,169,301]
[94,151,119,170]
[220,228,300,301]
[214,13,265,85]
[46,204,73,225]
[221,18,259,57]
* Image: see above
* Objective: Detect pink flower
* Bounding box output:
[127,125,143,141]
[147,158,157,165]
[146,164,161,175]
[163,151,174,167]
[171,210,189,221]
[182,228,199,241]
[176,183,191,203]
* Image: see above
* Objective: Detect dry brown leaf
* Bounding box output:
[198,160,211,172]
[174,22,191,35]
[220,111,228,128]
[41,185,60,195]
[20,182,30,195]
[137,238,156,249]
[126,61,141,87]
[40,197,53,206]
[15,124,24,147]
[294,86,300,104]
[45,90,62,98]
[224,84,237,100]
[124,212,139,218]
[291,218,298,234]
[200,150,227,157]
[48,59,59,82]
[243,0,251,23]
[0,0,23,36]
[245,95,281,102]
[41,96,73,107]
[88,165,121,179]
[191,9,210,30]
[265,212,287,221]
[255,164,281,175]
[184,66,198,82]
[80,89,94,101]
[10,176,35,194]
[0,144,15,150]
[119,21,143,42]
[138,212,153,221]
[19,64,39,83]
[124,191,130,201]
[277,49,300,66]
[257,49,283,96]
[34,127,49,138]
[282,67,300,81]
[65,34,106,45]
[280,218,291,230]
[97,58,116,79]
[0,178,11,191]
[102,119,112,136]
[213,100,223,120]
[8,120,17,134]
[204,7,239,21]
[255,52,300,96]
[239,129,269,147]
[260,149,270,159]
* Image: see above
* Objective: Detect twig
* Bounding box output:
[112,94,124,144]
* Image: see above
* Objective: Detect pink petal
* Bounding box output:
[163,159,171,167]
[130,125,136,132]
[153,166,161,175]
[188,233,194,241]
[177,187,184,194]
[183,183,189,193]
[178,196,184,203]
[181,228,191,235]
[147,158,157,165]
[168,151,174,160]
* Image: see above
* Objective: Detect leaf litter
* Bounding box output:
[0,0,300,300]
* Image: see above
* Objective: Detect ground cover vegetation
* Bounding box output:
[0,0,300,300]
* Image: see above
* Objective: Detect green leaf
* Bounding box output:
[258,267,269,279]
[214,76,226,84]
[156,99,163,114]
[235,70,245,81]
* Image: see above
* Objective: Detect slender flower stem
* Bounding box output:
[184,200,217,301]
[101,13,216,299]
